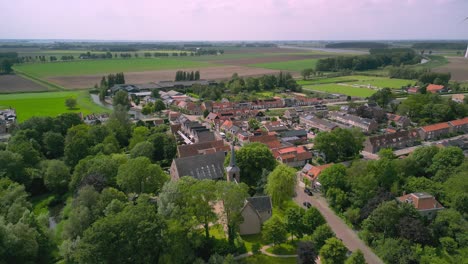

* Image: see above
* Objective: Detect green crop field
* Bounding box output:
[0,91,110,122]
[14,58,213,77]
[248,58,319,72]
[298,75,413,89]
[303,83,376,97]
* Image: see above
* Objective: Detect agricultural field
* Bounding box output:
[0,74,48,93]
[47,65,281,89]
[248,58,319,72]
[14,58,214,78]
[299,75,413,89]
[303,83,376,97]
[434,57,468,82]
[0,91,109,121]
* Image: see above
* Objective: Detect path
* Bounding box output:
[294,185,383,264]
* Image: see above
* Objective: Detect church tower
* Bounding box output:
[226,142,240,183]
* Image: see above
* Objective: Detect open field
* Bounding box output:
[213,54,329,66]
[434,57,468,82]
[249,58,319,72]
[47,65,281,89]
[0,91,110,121]
[14,58,214,78]
[303,83,376,97]
[299,75,413,89]
[238,255,295,264]
[0,74,49,93]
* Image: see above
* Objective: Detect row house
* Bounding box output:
[300,115,339,132]
[251,98,284,110]
[448,117,468,134]
[294,96,322,106]
[274,146,312,167]
[176,101,202,115]
[178,115,215,143]
[419,122,451,140]
[329,112,378,133]
[247,134,282,149]
[363,129,420,153]
[264,121,289,133]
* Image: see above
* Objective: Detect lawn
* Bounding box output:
[14,58,213,77]
[299,75,412,89]
[0,91,110,122]
[265,242,298,255]
[248,58,319,72]
[238,255,296,264]
[303,83,376,97]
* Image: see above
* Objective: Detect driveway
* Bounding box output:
[294,185,383,264]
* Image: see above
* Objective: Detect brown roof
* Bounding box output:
[306,163,333,180]
[398,193,444,211]
[426,84,445,93]
[177,140,229,158]
[421,122,450,132]
[249,135,282,149]
[449,117,468,127]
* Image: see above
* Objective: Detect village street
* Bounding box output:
[293,184,384,264]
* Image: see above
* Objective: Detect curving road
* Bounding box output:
[294,185,383,264]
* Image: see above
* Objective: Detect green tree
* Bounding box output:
[369,87,393,107]
[112,90,131,109]
[65,98,77,109]
[130,141,154,160]
[106,105,132,147]
[319,237,348,264]
[428,146,464,180]
[42,131,65,159]
[265,164,297,206]
[216,181,249,244]
[303,207,326,235]
[247,118,260,130]
[116,157,168,194]
[154,99,166,113]
[314,128,364,163]
[318,164,348,193]
[129,126,150,149]
[345,250,366,264]
[263,215,288,246]
[42,160,70,194]
[225,142,277,193]
[286,207,306,240]
[64,124,91,167]
[311,224,334,250]
[73,199,166,263]
[0,150,26,184]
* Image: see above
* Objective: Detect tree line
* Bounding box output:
[175,70,201,81]
[412,42,467,50]
[388,66,451,85]
[0,52,18,74]
[325,42,389,49]
[97,72,126,101]
[316,48,421,72]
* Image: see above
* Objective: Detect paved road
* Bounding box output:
[294,185,383,264]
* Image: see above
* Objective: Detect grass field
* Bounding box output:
[14,58,213,77]
[0,91,110,121]
[248,58,319,72]
[239,255,296,264]
[299,75,413,89]
[303,83,376,97]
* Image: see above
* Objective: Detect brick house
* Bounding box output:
[364,129,420,153]
[274,146,312,167]
[300,115,338,132]
[397,192,444,219]
[387,113,411,128]
[329,112,378,133]
[448,117,468,134]
[419,122,451,140]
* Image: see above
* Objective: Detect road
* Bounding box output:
[294,185,383,264]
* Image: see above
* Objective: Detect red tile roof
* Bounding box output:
[426,84,445,93]
[421,122,450,132]
[449,117,468,127]
[306,163,333,180]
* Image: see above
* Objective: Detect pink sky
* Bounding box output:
[1,0,467,40]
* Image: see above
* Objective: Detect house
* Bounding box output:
[407,87,420,94]
[397,192,444,219]
[387,113,411,128]
[419,122,451,140]
[178,115,215,143]
[248,134,282,149]
[329,112,378,133]
[239,196,273,235]
[363,129,420,153]
[426,84,446,94]
[283,109,299,125]
[274,146,312,167]
[452,94,465,103]
[280,129,308,144]
[170,151,226,181]
[300,115,338,132]
[301,163,333,184]
[448,117,468,134]
[177,140,229,158]
[264,121,289,133]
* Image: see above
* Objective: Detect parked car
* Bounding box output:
[304,187,313,196]
[303,202,312,208]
